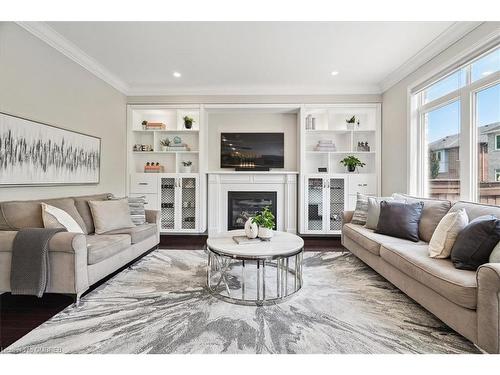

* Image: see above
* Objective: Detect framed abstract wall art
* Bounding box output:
[0,112,101,186]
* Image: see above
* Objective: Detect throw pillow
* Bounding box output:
[428,209,469,258]
[351,193,370,225]
[375,200,424,242]
[41,203,84,234]
[489,241,500,263]
[88,198,135,234]
[450,215,500,270]
[365,197,396,230]
[392,193,451,243]
[108,195,147,226]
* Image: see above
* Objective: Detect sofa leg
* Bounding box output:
[72,293,82,308]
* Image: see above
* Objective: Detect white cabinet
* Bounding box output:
[304,175,347,234]
[160,175,199,233]
[346,173,377,210]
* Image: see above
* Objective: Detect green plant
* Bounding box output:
[142,120,148,126]
[430,152,440,179]
[251,206,275,229]
[182,160,192,166]
[340,155,366,170]
[183,116,195,123]
[160,138,170,146]
[346,115,356,124]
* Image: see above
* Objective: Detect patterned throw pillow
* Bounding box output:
[351,193,370,225]
[128,196,147,226]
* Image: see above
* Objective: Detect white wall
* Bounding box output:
[381,22,500,195]
[207,112,298,172]
[0,22,127,201]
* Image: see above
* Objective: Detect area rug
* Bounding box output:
[4,250,479,354]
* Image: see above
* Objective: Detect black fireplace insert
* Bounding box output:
[227,191,277,230]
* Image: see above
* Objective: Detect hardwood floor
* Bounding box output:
[1,234,344,351]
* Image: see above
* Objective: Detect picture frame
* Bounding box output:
[0,112,101,186]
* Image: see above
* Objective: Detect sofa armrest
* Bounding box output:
[0,231,17,252]
[477,263,500,353]
[145,209,160,224]
[146,209,161,242]
[0,231,86,254]
[342,211,354,225]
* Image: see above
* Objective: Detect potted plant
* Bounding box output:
[340,155,366,173]
[346,115,357,130]
[251,206,275,241]
[142,120,148,130]
[183,116,195,130]
[181,160,192,173]
[159,138,170,152]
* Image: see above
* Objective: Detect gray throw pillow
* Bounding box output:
[392,193,451,242]
[351,193,370,225]
[376,200,424,242]
[451,215,500,270]
[88,199,135,234]
[365,197,395,230]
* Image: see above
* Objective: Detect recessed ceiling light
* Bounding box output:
[482,71,493,76]
[173,71,181,78]
[331,71,339,76]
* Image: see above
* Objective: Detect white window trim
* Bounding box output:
[409,46,500,201]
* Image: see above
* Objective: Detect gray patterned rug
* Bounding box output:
[4,250,479,354]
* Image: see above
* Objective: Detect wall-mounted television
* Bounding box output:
[221,133,284,170]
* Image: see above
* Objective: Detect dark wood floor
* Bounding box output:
[1,234,343,351]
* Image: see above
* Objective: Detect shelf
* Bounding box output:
[132,129,199,133]
[306,151,375,154]
[132,151,199,154]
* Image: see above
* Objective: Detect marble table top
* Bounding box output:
[206,229,304,259]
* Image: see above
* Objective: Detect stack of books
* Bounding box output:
[314,140,336,152]
[165,144,190,151]
[145,122,166,130]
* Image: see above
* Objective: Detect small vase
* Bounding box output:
[182,166,192,173]
[347,165,356,173]
[184,121,193,130]
[161,146,168,152]
[244,218,258,239]
[258,227,273,241]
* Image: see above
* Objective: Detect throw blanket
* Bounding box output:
[10,228,66,297]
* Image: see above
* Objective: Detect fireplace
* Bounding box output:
[227,191,277,230]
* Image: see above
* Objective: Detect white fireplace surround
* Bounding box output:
[208,172,297,235]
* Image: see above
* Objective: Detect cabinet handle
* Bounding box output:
[358,184,363,187]
[138,182,148,185]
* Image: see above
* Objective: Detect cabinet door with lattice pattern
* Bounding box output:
[160,177,176,230]
[306,177,325,232]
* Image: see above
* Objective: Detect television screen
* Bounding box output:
[221,133,284,169]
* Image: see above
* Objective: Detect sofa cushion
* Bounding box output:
[449,201,500,221]
[88,199,135,234]
[86,234,131,265]
[73,194,110,234]
[0,198,87,233]
[343,223,426,256]
[103,224,157,244]
[380,243,477,309]
[392,194,451,243]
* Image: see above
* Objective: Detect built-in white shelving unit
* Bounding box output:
[127,105,206,234]
[299,104,381,235]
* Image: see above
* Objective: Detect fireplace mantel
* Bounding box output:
[207,172,297,235]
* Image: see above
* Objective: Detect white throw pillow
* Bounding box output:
[428,209,468,258]
[41,203,84,234]
[489,241,500,263]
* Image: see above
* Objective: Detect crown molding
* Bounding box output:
[125,84,382,96]
[379,22,483,93]
[16,21,130,94]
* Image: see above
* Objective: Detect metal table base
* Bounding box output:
[206,247,303,306]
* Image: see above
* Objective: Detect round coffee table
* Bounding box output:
[206,230,304,305]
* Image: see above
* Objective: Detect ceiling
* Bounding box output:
[22,22,480,95]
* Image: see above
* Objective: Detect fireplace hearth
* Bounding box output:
[227,191,277,230]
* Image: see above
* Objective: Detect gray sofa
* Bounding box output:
[0,193,160,302]
[342,198,500,353]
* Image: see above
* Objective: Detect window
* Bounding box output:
[411,46,500,203]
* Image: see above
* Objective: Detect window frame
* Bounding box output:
[409,45,500,202]
[496,134,500,151]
